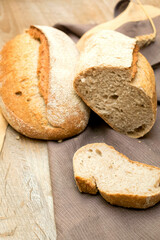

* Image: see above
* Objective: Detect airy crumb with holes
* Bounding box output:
[74,30,156,138]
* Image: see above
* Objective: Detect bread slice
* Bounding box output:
[74,30,157,138]
[0,26,90,140]
[73,143,160,209]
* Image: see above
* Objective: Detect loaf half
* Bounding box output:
[0,26,90,140]
[73,143,160,209]
[74,30,157,138]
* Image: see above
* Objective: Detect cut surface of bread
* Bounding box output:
[0,26,90,140]
[74,30,157,138]
[73,143,160,209]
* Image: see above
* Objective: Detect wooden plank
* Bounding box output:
[0,126,56,239]
[0,110,7,152]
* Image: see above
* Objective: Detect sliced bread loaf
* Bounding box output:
[74,30,157,138]
[73,143,160,209]
[0,26,90,140]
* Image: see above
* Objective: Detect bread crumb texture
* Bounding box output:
[0,26,90,140]
[73,143,160,209]
[74,30,157,138]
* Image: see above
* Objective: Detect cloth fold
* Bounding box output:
[49,4,160,240]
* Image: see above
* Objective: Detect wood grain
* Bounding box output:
[0,0,159,239]
[0,126,56,239]
[0,0,118,46]
[0,110,7,152]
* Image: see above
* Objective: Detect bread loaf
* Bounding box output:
[73,143,160,209]
[74,30,157,138]
[0,25,90,140]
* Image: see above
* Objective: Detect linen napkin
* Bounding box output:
[48,3,160,240]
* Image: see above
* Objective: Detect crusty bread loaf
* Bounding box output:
[74,30,157,138]
[0,25,90,140]
[73,143,160,209]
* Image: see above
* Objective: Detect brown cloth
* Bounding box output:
[48,10,160,240]
[114,0,130,17]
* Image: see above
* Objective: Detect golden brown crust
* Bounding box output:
[0,33,45,136]
[0,26,90,140]
[131,44,139,79]
[75,176,98,195]
[73,143,160,209]
[100,191,160,209]
[130,53,157,137]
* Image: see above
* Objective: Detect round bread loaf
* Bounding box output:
[0,26,90,140]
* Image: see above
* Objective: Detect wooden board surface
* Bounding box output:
[0,0,159,239]
[0,126,56,239]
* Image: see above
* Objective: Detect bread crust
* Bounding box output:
[74,30,157,138]
[73,143,160,209]
[75,176,98,195]
[100,191,160,209]
[0,26,90,140]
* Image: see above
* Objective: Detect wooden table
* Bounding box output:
[0,0,159,239]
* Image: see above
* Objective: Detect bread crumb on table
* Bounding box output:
[16,136,20,140]
[58,139,63,143]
